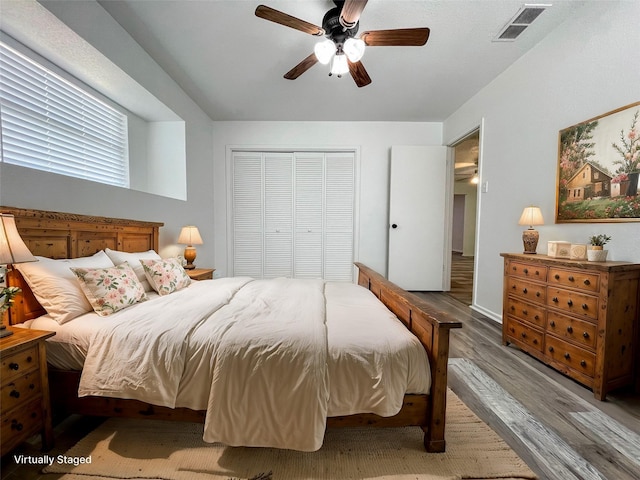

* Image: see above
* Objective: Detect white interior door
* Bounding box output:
[388,146,448,290]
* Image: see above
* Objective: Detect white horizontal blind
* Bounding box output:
[0,42,129,187]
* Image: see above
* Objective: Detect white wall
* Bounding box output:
[444,0,640,321]
[0,1,215,265]
[212,121,442,277]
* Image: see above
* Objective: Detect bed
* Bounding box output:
[2,206,462,452]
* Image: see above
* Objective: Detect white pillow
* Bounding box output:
[71,263,147,316]
[104,248,161,292]
[15,251,115,324]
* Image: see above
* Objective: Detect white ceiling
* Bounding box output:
[94,0,587,122]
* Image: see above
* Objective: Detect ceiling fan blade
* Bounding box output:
[255,5,324,36]
[284,53,319,80]
[348,60,372,88]
[340,0,368,28]
[361,28,430,46]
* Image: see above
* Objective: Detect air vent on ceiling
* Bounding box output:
[493,4,551,42]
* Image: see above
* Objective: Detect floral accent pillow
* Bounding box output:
[140,258,191,296]
[71,263,147,316]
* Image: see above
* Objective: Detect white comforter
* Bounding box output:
[73,278,429,451]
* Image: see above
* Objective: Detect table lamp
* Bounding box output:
[178,226,203,270]
[518,206,544,254]
[1,213,37,337]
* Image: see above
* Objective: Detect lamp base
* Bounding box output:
[522,228,539,254]
[184,246,197,270]
[0,325,13,338]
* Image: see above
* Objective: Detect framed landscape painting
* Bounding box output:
[556,101,640,223]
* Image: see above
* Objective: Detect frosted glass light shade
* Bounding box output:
[330,53,349,76]
[314,39,335,64]
[344,38,365,62]
[0,214,37,265]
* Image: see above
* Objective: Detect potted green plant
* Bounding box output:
[587,234,611,261]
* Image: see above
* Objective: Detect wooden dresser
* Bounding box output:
[1,328,55,456]
[501,253,640,400]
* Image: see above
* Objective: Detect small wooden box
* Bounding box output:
[547,241,571,258]
[570,244,588,260]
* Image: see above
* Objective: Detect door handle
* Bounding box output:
[391,224,398,229]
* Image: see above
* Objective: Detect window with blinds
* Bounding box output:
[0,42,129,187]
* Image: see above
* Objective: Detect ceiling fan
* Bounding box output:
[255,0,430,87]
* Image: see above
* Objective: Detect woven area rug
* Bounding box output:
[43,390,536,480]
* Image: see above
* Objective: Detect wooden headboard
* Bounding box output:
[1,207,163,325]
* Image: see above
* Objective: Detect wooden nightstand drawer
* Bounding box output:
[508,261,548,282]
[1,345,39,384]
[548,268,599,293]
[547,311,597,350]
[546,335,595,377]
[507,278,546,304]
[506,297,546,329]
[1,370,42,414]
[547,287,598,321]
[1,398,44,454]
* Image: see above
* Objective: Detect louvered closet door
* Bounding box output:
[232,152,264,277]
[294,153,324,278]
[324,153,355,281]
[264,153,293,278]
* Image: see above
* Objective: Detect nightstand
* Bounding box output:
[1,328,55,456]
[186,268,215,281]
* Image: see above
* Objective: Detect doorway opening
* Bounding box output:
[449,130,479,305]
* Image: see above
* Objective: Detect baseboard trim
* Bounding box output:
[470,304,502,323]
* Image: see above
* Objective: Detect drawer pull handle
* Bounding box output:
[555,274,560,280]
[580,360,587,367]
[9,362,19,370]
[533,339,538,344]
[521,332,527,338]
[584,279,591,286]
[534,315,540,320]
[11,420,23,431]
[583,332,590,339]
[523,288,528,294]
[567,326,573,334]
[564,353,571,360]
[552,297,559,303]
[26,356,32,363]
[511,306,515,311]
[548,346,554,353]
[568,276,575,282]
[524,268,529,274]
[522,309,528,315]
[536,291,541,297]
[567,299,573,307]
[9,389,20,398]
[550,321,556,327]
[582,303,588,310]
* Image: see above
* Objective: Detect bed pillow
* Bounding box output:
[140,258,191,296]
[104,248,161,292]
[14,251,115,324]
[71,263,147,316]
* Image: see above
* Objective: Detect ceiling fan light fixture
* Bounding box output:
[344,37,365,62]
[314,39,335,64]
[329,53,349,77]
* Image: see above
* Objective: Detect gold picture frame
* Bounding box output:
[556,101,640,223]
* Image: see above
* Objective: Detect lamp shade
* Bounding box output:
[0,214,37,265]
[178,226,203,246]
[518,206,544,228]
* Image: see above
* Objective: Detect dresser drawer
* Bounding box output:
[505,317,544,353]
[546,335,596,377]
[0,398,44,454]
[506,297,546,329]
[1,371,42,414]
[547,311,597,350]
[507,278,546,304]
[1,346,39,384]
[549,268,600,293]
[547,287,598,321]
[508,261,548,282]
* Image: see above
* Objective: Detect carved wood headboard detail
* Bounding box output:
[0,207,163,325]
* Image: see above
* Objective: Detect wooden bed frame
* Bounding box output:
[2,206,462,452]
